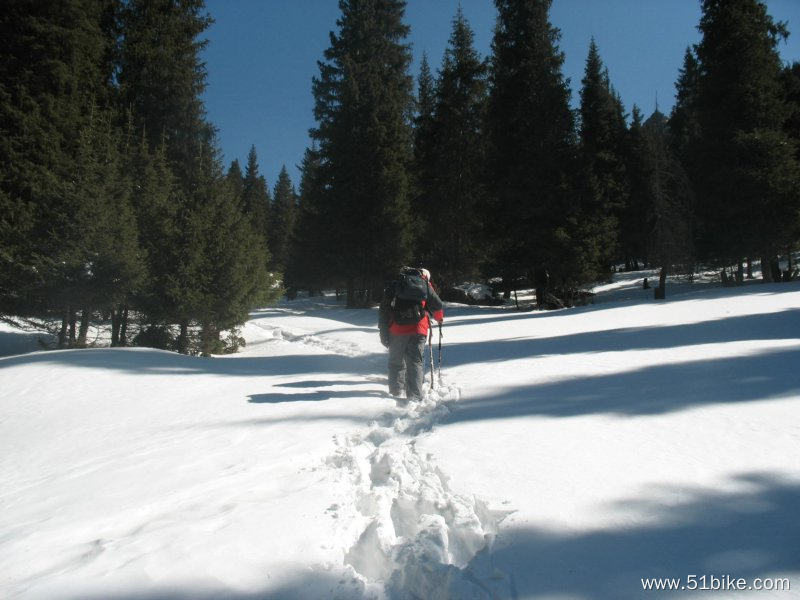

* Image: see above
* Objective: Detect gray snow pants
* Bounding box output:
[387,333,427,401]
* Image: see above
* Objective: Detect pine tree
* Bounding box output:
[242,145,271,248]
[182,138,276,356]
[577,39,627,278]
[226,159,245,205]
[669,46,701,162]
[0,0,115,327]
[782,62,800,166]
[621,105,651,269]
[118,0,222,351]
[486,0,578,307]
[410,52,437,263]
[285,148,332,296]
[642,111,694,295]
[691,0,798,279]
[423,8,488,288]
[270,166,297,274]
[311,0,415,306]
[117,0,212,183]
[69,106,145,347]
[127,129,179,342]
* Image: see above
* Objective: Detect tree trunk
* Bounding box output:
[200,322,218,357]
[111,309,120,347]
[736,260,744,284]
[533,267,548,310]
[761,255,773,282]
[119,306,129,346]
[77,308,90,347]
[58,307,69,349]
[346,278,356,308]
[177,319,190,354]
[746,257,753,279]
[655,268,667,299]
[68,309,77,347]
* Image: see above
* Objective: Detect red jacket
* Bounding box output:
[389,300,444,336]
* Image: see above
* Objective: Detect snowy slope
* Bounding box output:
[1,276,799,599]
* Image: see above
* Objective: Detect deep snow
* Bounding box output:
[1,273,799,599]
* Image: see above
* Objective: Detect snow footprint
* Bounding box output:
[327,380,514,599]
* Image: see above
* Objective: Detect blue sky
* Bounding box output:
[201,0,800,190]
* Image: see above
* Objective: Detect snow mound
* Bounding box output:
[454,283,494,302]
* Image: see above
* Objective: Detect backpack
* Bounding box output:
[389,269,428,325]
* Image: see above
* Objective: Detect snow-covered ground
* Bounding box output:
[1,273,799,599]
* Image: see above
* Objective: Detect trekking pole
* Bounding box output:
[428,326,435,391]
[437,321,443,386]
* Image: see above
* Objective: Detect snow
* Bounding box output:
[1,275,799,599]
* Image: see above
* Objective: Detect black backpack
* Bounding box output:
[389,269,428,325]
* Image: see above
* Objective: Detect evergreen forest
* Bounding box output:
[2,0,799,354]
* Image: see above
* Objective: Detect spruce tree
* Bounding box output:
[0,0,115,326]
[577,39,627,278]
[118,0,212,182]
[285,148,335,297]
[410,52,437,263]
[782,62,800,169]
[192,139,277,356]
[424,8,488,288]
[127,130,179,341]
[486,0,578,307]
[621,105,651,270]
[691,0,799,279]
[669,47,701,162]
[642,111,694,295]
[242,145,271,248]
[226,159,245,205]
[118,0,220,350]
[270,166,297,274]
[311,0,415,306]
[70,106,145,347]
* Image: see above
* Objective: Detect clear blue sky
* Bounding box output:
[201,0,800,190]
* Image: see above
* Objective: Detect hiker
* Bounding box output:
[378,267,444,402]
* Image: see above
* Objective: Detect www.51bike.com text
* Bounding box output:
[641,574,791,592]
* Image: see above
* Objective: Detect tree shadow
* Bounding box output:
[276,378,385,388]
[0,329,53,358]
[248,389,385,403]
[63,473,800,600]
[313,326,378,335]
[465,472,800,599]
[0,347,384,378]
[442,308,800,367]
[442,280,800,329]
[445,346,800,422]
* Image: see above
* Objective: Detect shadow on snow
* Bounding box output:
[442,308,800,366]
[466,472,800,600]
[0,346,384,378]
[446,346,800,421]
[62,473,800,600]
[248,389,386,403]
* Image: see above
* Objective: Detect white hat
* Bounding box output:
[420,268,431,281]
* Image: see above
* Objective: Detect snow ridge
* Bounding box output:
[326,381,515,599]
[252,322,367,357]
